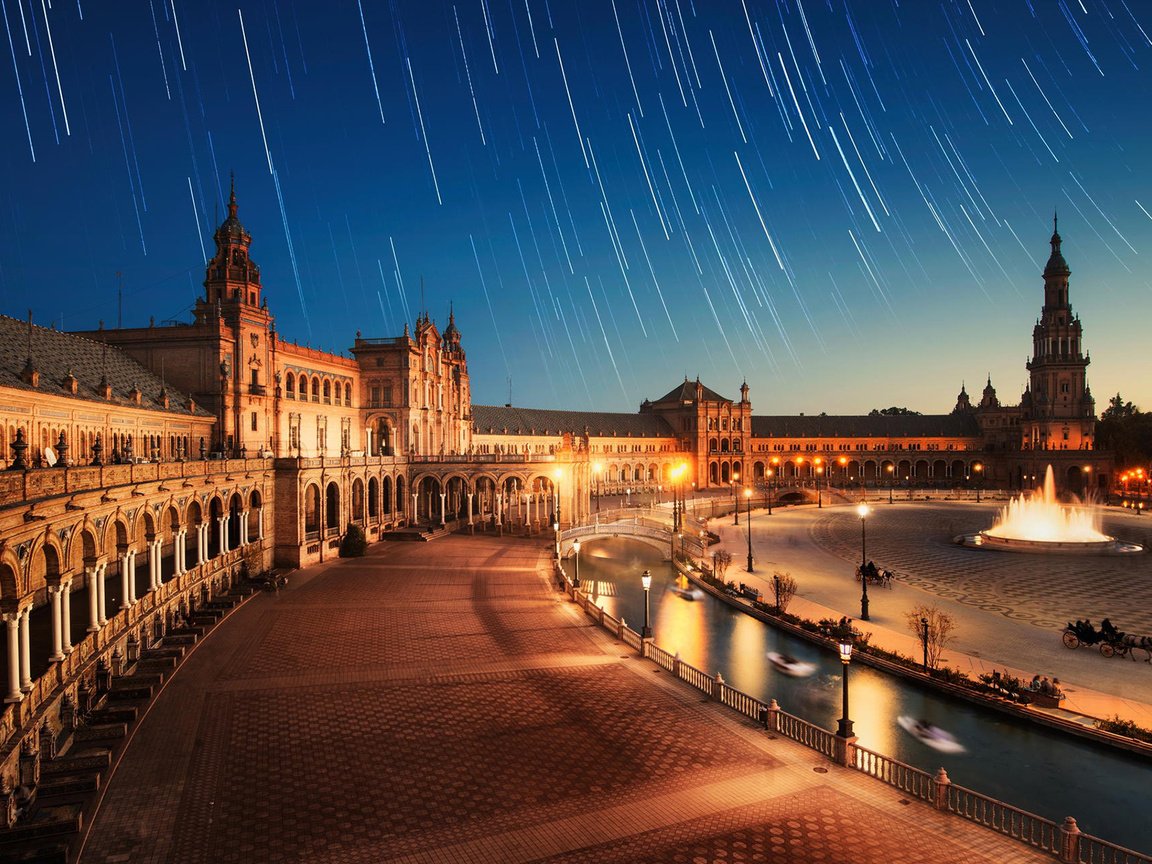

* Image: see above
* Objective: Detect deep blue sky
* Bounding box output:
[1,0,1149,414]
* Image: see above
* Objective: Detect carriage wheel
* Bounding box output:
[1062,631,1079,650]
[1099,643,1115,658]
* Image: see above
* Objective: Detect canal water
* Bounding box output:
[575,536,1151,854]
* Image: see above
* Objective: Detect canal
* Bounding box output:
[575,536,1151,854]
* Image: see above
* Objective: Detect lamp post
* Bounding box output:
[766,468,774,515]
[838,456,847,491]
[974,462,983,503]
[641,569,653,638]
[816,464,824,508]
[920,615,930,670]
[572,538,581,588]
[553,518,560,559]
[857,503,870,621]
[744,487,753,573]
[594,462,602,511]
[836,637,854,739]
[732,471,741,525]
[886,464,894,504]
[773,572,781,613]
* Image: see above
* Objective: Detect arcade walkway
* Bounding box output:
[78,534,1051,863]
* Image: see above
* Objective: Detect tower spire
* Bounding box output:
[229,171,237,218]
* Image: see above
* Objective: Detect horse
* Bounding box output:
[1120,634,1152,662]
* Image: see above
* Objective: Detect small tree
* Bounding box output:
[241,543,264,580]
[772,571,797,613]
[339,523,368,558]
[712,549,732,579]
[905,604,955,669]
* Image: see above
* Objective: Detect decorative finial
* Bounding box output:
[228,171,238,218]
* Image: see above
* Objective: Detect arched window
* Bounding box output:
[326,482,340,529]
[285,373,295,399]
[304,485,320,536]
[323,380,332,404]
[344,383,352,406]
[368,478,379,519]
[311,378,320,402]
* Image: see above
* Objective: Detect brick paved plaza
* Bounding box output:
[77,533,1054,864]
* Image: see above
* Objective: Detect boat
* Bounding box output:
[897,715,967,754]
[669,585,704,601]
[766,652,817,678]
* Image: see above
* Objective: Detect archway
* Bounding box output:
[351,478,365,523]
[304,485,321,538]
[325,482,340,532]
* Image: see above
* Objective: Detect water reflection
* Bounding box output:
[574,537,1151,854]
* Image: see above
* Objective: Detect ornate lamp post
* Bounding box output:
[732,471,741,525]
[572,538,581,588]
[886,463,894,504]
[838,455,848,491]
[857,503,871,621]
[974,462,983,503]
[766,468,774,515]
[816,462,824,509]
[593,462,602,512]
[641,569,653,638]
[744,487,753,573]
[920,615,930,670]
[837,637,855,738]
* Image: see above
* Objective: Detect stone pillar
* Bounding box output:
[240,511,250,546]
[48,585,64,661]
[197,524,208,565]
[218,516,228,555]
[467,492,474,526]
[932,767,951,810]
[127,550,138,604]
[97,563,108,625]
[61,580,73,654]
[257,508,264,540]
[119,552,131,609]
[439,493,446,526]
[4,615,21,702]
[411,492,418,521]
[87,567,100,631]
[175,530,185,574]
[1059,816,1081,863]
[19,607,32,692]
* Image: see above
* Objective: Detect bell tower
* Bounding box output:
[1022,218,1095,450]
[199,175,263,313]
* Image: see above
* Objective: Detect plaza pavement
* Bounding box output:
[702,497,1152,728]
[76,533,1053,864]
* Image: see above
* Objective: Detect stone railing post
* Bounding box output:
[672,652,682,680]
[712,672,725,702]
[767,698,780,731]
[618,617,626,640]
[1059,817,1081,863]
[933,767,951,810]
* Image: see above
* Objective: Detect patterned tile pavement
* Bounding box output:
[76,533,1055,864]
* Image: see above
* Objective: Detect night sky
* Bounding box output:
[0,1,1149,415]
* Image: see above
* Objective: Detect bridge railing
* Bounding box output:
[555,560,1152,864]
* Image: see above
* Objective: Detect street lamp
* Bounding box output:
[886,464,894,504]
[744,487,753,573]
[816,463,824,509]
[593,462,603,511]
[553,517,560,558]
[572,538,581,588]
[641,569,653,638]
[733,470,741,525]
[837,636,854,739]
[773,572,781,613]
[920,615,930,670]
[857,503,871,621]
[838,455,847,491]
[974,462,983,503]
[766,468,774,515]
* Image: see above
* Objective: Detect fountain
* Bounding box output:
[957,466,1142,555]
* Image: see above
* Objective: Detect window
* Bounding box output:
[323,380,331,404]
[251,412,258,432]
[311,378,320,402]
[369,386,381,407]
[345,383,352,406]
[383,385,393,406]
[251,369,259,387]
[286,373,295,398]
[375,357,384,367]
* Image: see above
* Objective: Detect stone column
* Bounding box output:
[128,550,139,604]
[87,567,100,631]
[197,525,208,565]
[218,516,228,555]
[119,552,132,609]
[257,508,264,540]
[411,493,418,521]
[48,585,64,661]
[4,615,21,702]
[97,563,108,625]
[19,607,32,692]
[175,530,185,574]
[240,511,249,546]
[151,540,162,589]
[467,492,474,526]
[61,580,73,654]
[439,493,446,526]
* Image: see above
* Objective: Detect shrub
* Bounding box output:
[339,523,368,558]
[1095,715,1152,744]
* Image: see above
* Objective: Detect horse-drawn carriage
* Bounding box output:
[1062,618,1152,661]
[854,561,894,588]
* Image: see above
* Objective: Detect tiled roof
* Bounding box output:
[0,315,211,416]
[750,413,982,438]
[651,378,730,404]
[472,405,675,438]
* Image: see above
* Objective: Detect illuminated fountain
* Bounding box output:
[957,466,1142,555]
